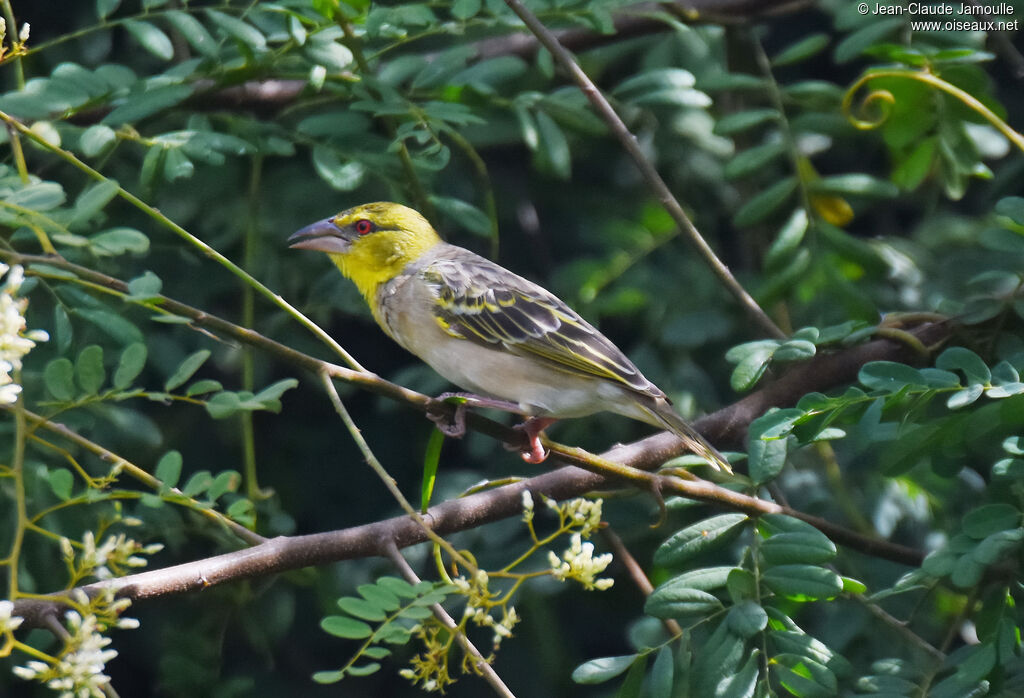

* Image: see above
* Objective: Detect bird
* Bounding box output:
[289,202,729,472]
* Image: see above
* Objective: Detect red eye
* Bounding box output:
[355,219,373,235]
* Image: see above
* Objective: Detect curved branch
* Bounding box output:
[501,0,786,339]
[3,251,952,627]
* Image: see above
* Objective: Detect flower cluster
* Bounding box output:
[13,589,138,697]
[62,532,164,582]
[399,621,455,694]
[14,610,117,698]
[547,533,614,591]
[0,264,48,405]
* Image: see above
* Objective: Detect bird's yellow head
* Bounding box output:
[289,202,442,304]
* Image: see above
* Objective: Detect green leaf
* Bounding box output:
[155,451,183,488]
[535,110,571,179]
[72,179,120,225]
[963,504,1020,539]
[773,339,816,362]
[451,0,482,19]
[762,565,844,601]
[858,361,927,392]
[726,340,779,391]
[955,643,996,684]
[714,108,779,135]
[74,309,143,344]
[733,176,798,227]
[311,670,344,684]
[431,196,492,237]
[645,585,722,619]
[113,342,147,389]
[726,601,768,639]
[253,378,299,409]
[97,0,122,19]
[76,345,106,395]
[45,358,76,401]
[616,653,647,698]
[346,663,380,677]
[206,391,242,419]
[893,137,937,190]
[162,148,194,181]
[357,584,400,612]
[54,306,72,353]
[761,531,837,565]
[936,347,991,385]
[724,141,787,181]
[89,227,150,255]
[812,174,899,198]
[181,470,212,497]
[995,196,1024,225]
[164,11,218,58]
[748,410,791,485]
[654,514,748,567]
[303,39,354,72]
[48,468,74,501]
[772,33,829,66]
[80,125,118,157]
[320,615,373,639]
[103,84,194,126]
[185,379,222,396]
[166,350,211,391]
[571,655,637,685]
[716,649,758,698]
[650,647,674,698]
[123,19,174,61]
[8,182,66,211]
[834,18,905,63]
[421,428,443,512]
[376,576,417,598]
[311,146,365,191]
[773,653,838,697]
[206,9,267,51]
[973,528,1024,565]
[658,567,735,592]
[336,597,387,622]
[125,271,163,302]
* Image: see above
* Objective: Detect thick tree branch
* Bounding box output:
[4,251,953,627]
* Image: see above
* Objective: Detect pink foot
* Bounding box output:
[516,417,558,464]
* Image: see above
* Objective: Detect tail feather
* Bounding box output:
[640,403,732,474]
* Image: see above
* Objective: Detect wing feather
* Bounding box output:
[422,248,659,398]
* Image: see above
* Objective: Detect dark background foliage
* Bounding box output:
[1,0,1023,696]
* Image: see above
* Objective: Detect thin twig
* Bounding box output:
[601,527,681,637]
[8,406,265,547]
[501,0,786,340]
[0,110,365,372]
[385,542,516,698]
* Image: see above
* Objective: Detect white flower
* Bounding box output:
[563,498,603,536]
[0,264,46,402]
[521,490,534,523]
[18,22,29,43]
[79,532,158,579]
[547,533,614,591]
[13,609,121,698]
[0,599,24,633]
[0,361,19,404]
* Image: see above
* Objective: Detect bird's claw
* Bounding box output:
[427,393,469,437]
[513,417,557,464]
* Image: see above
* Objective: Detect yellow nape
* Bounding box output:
[328,202,442,306]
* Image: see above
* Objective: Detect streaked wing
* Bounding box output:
[422,249,660,398]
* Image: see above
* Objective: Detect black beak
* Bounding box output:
[288,218,350,253]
